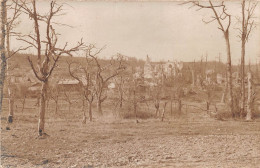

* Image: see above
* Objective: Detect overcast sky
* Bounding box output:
[12,1,260,64]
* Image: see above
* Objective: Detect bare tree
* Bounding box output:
[150,83,162,118]
[237,0,258,118]
[131,76,139,123]
[176,86,184,114]
[114,75,127,109]
[161,101,168,122]
[86,46,126,115]
[4,1,31,123]
[16,0,84,135]
[0,0,7,114]
[204,82,215,114]
[68,61,95,122]
[185,1,234,116]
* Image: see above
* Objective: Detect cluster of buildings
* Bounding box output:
[134,55,184,83]
[8,55,242,97]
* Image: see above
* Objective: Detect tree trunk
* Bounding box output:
[246,72,254,121]
[82,99,86,124]
[161,102,167,122]
[0,0,7,114]
[7,86,14,122]
[38,81,48,136]
[119,94,123,108]
[225,32,234,117]
[89,101,92,121]
[97,99,102,116]
[8,97,14,123]
[6,14,13,120]
[240,0,246,118]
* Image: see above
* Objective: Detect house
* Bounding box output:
[58,79,80,91]
[217,73,225,84]
[143,55,183,80]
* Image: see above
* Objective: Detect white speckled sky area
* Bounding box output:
[12,0,260,64]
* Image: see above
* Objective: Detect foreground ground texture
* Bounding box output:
[1,100,260,168]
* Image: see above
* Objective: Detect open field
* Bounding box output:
[1,98,260,168]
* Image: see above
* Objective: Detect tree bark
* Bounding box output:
[0,0,7,114]
[225,32,234,117]
[38,81,48,136]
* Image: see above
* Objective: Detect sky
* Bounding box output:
[11,0,260,64]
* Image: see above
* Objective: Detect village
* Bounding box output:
[5,53,259,121]
[8,55,246,94]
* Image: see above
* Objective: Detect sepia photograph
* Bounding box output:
[0,0,260,167]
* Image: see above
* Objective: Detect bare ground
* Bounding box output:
[1,99,260,168]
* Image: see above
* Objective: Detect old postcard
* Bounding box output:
[1,0,259,167]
